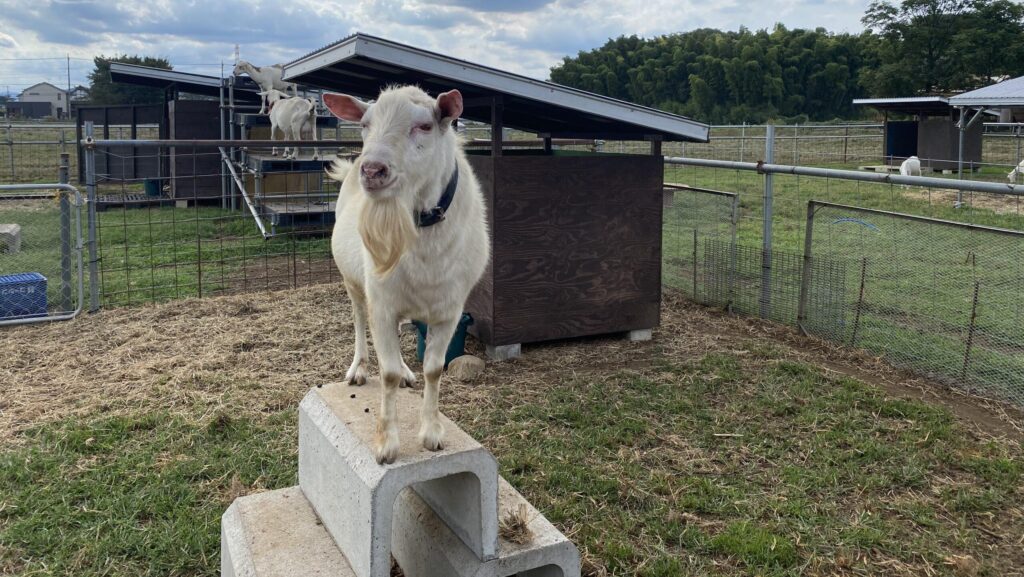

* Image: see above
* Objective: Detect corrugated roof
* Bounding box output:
[109,63,262,102]
[282,33,709,142]
[949,76,1024,107]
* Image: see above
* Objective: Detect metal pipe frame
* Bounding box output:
[664,156,1024,197]
[0,183,85,327]
[218,148,271,238]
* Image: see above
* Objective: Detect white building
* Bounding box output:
[18,82,70,118]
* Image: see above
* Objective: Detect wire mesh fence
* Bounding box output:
[86,141,341,308]
[0,122,161,184]
[661,185,738,300]
[801,202,1024,404]
[0,178,84,325]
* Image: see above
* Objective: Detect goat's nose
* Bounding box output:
[361,161,388,180]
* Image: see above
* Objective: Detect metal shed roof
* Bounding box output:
[282,33,709,142]
[949,76,1024,107]
[852,96,953,115]
[109,62,262,102]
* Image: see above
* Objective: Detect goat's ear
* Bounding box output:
[436,90,463,127]
[323,92,369,122]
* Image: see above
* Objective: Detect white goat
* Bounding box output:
[232,60,298,114]
[1008,160,1024,182]
[323,86,489,464]
[899,155,922,189]
[262,89,318,160]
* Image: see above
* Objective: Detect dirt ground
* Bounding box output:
[2,283,1019,447]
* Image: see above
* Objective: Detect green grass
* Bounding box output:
[463,356,1023,576]
[0,410,296,576]
[3,352,1021,576]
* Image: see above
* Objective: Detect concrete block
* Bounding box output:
[486,343,521,362]
[392,477,581,577]
[221,486,356,577]
[299,382,499,577]
[0,224,21,254]
[627,328,653,342]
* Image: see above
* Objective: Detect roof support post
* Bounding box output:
[490,95,503,157]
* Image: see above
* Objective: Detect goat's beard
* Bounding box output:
[358,196,418,277]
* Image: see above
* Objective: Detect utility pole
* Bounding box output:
[66,54,72,119]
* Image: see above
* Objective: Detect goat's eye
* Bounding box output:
[417,123,433,132]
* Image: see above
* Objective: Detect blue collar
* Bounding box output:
[416,164,458,228]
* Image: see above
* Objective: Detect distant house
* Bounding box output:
[18,82,69,119]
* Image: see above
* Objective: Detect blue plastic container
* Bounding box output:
[412,313,474,368]
[0,273,48,320]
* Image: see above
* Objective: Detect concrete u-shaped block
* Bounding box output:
[298,382,499,577]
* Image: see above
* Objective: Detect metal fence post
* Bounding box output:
[843,125,849,164]
[5,122,14,180]
[760,124,775,319]
[84,121,100,312]
[797,201,816,332]
[58,153,73,312]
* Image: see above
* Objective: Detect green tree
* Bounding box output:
[87,55,172,105]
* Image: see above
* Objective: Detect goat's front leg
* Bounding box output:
[344,281,369,385]
[259,93,267,115]
[369,307,403,464]
[420,317,457,451]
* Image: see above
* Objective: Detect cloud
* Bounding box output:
[0,0,873,94]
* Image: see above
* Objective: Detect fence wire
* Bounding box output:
[803,202,1024,404]
[0,181,84,324]
[661,185,737,301]
[89,144,339,307]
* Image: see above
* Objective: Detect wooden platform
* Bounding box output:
[858,164,973,175]
[262,198,336,230]
[244,152,340,173]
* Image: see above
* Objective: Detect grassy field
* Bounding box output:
[662,163,1024,404]
[1,286,1022,577]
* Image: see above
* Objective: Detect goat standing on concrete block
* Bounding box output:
[324,86,489,464]
[263,89,319,160]
[232,60,298,114]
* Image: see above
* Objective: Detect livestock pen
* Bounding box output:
[4,33,1024,577]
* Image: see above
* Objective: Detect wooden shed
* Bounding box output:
[282,34,709,358]
[108,63,264,202]
[853,97,984,171]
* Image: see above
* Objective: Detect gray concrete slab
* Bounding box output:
[221,487,356,577]
[299,381,499,577]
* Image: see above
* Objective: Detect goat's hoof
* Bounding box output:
[419,421,445,452]
[345,363,369,386]
[374,437,399,464]
[399,365,418,389]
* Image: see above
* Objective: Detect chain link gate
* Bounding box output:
[0,155,85,325]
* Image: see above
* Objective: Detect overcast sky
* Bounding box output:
[0,0,871,97]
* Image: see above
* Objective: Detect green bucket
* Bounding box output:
[412,313,473,369]
[144,179,162,197]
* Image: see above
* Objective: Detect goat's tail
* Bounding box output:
[326,159,354,183]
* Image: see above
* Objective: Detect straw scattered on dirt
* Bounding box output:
[2,283,1020,446]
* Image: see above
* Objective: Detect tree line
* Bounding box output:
[549,0,1024,123]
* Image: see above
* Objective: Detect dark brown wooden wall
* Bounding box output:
[465,153,663,346]
[918,117,983,170]
[169,100,222,200]
[77,104,164,182]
